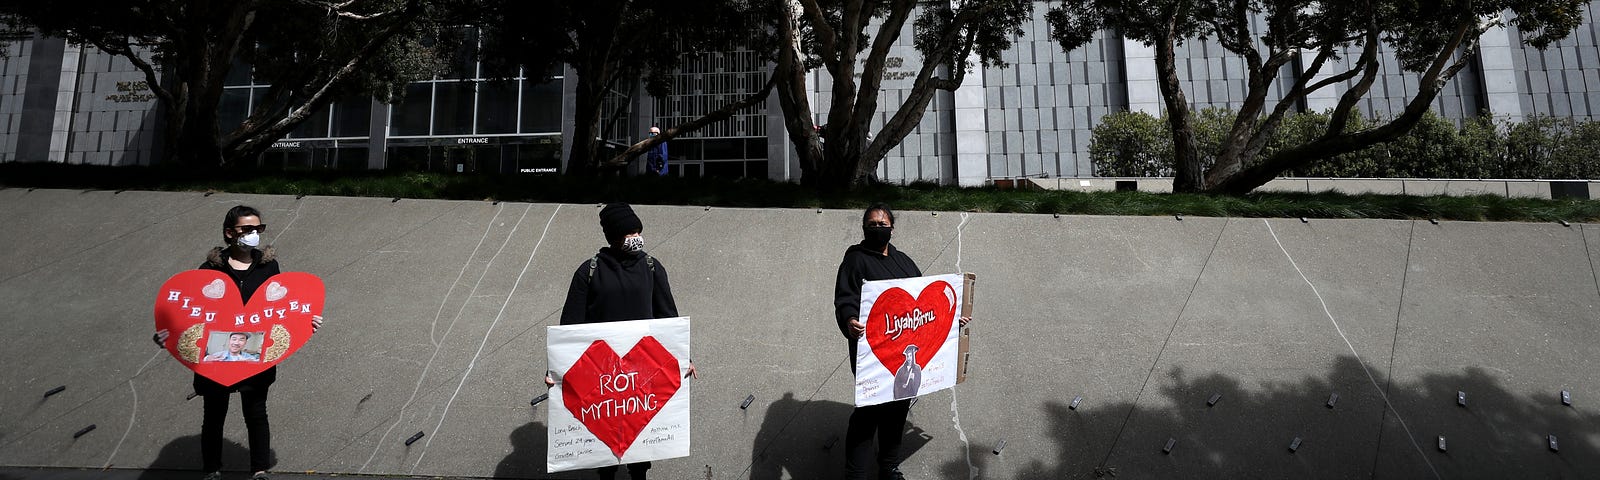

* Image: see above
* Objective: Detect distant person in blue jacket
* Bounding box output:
[645,126,669,176]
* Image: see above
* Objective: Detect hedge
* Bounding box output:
[1090,109,1600,180]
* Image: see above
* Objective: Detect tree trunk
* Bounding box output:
[815,148,862,191]
[774,0,825,187]
[1154,28,1201,193]
[567,68,608,175]
[563,1,626,176]
[157,2,256,169]
[173,95,228,168]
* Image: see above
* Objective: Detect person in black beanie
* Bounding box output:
[548,203,696,480]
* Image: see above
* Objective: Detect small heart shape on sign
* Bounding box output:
[201,279,227,299]
[265,282,288,301]
[561,336,681,459]
[154,270,324,387]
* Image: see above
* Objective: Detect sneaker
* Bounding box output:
[251,472,270,480]
[880,466,907,480]
[201,473,222,480]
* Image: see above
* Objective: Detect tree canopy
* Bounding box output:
[0,0,469,168]
[477,0,774,175]
[770,0,1034,190]
[1049,0,1591,194]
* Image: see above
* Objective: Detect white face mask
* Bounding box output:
[621,235,645,253]
[237,232,261,248]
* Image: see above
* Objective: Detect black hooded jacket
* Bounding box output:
[201,246,281,301]
[560,247,678,325]
[833,242,922,341]
[194,246,282,394]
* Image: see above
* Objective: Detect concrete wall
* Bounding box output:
[0,190,1598,479]
[0,37,35,163]
[1032,177,1600,200]
[63,45,164,166]
[1505,3,1600,121]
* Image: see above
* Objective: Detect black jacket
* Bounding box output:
[833,242,922,341]
[560,247,678,325]
[194,246,281,394]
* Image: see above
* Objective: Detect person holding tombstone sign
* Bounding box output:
[152,205,322,480]
[548,203,696,480]
[833,203,969,480]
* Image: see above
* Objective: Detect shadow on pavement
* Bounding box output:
[941,355,1599,479]
[748,392,937,480]
[137,434,255,480]
[748,392,852,480]
[494,418,560,479]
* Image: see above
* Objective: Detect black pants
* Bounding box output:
[596,462,649,479]
[197,371,274,473]
[844,399,910,479]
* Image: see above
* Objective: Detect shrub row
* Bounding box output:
[1091,109,1600,180]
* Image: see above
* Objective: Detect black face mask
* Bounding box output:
[862,226,893,251]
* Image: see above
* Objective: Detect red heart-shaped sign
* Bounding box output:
[153,270,323,387]
[864,281,957,374]
[561,336,681,459]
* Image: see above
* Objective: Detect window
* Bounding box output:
[477,80,517,134]
[288,105,330,139]
[219,89,250,132]
[387,145,430,170]
[433,81,475,136]
[332,99,371,137]
[391,83,433,136]
[521,79,562,133]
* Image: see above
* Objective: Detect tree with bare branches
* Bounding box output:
[770,0,1034,190]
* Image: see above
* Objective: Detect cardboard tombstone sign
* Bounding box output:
[856,273,968,406]
[154,270,323,386]
[547,317,691,473]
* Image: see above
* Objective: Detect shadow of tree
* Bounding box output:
[943,356,1598,479]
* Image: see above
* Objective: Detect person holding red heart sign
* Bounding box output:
[833,204,969,480]
[152,206,322,480]
[546,203,696,480]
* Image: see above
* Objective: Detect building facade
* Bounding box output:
[3,5,1597,185]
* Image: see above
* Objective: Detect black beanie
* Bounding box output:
[599,203,643,243]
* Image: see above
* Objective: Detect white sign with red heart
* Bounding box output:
[856,273,965,406]
[546,317,691,473]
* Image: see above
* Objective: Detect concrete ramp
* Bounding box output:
[0,188,1597,479]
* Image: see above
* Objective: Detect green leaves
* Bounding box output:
[1090,111,1174,177]
[1092,109,1600,181]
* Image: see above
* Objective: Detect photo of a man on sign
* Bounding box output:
[204,331,264,362]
